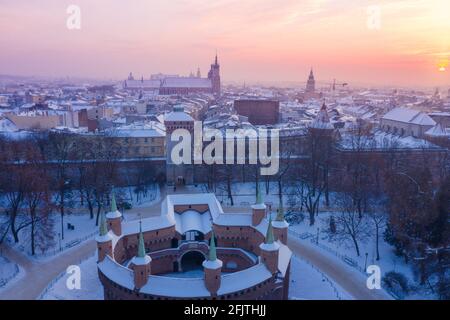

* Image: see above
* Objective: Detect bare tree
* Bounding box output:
[23,145,51,256]
[366,195,387,261]
[0,139,30,243]
[48,132,75,240]
[331,193,372,256]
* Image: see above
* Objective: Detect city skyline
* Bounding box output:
[1,0,449,87]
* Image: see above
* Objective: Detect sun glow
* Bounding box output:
[437,59,448,72]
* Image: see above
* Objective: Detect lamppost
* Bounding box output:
[58,232,62,251]
[364,252,368,271]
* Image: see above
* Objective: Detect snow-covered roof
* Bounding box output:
[272,220,289,229]
[278,242,292,277]
[98,256,135,289]
[0,117,18,132]
[217,263,272,295]
[425,123,449,137]
[260,241,280,252]
[165,193,224,221]
[174,210,212,235]
[164,110,194,122]
[106,210,122,219]
[202,259,223,270]
[162,77,212,88]
[382,107,436,126]
[122,215,175,235]
[214,213,269,235]
[310,104,334,130]
[108,122,166,138]
[339,130,441,150]
[124,79,160,89]
[251,203,266,210]
[130,255,152,266]
[95,231,114,243]
[140,275,210,297]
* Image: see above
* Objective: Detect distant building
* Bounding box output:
[5,112,60,130]
[107,123,166,158]
[310,103,334,130]
[306,69,315,93]
[234,100,280,125]
[303,69,321,100]
[429,112,450,128]
[380,107,436,138]
[123,55,221,96]
[164,105,195,185]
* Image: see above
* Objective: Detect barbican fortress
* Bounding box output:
[96,190,292,300]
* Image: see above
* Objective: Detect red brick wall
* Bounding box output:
[234,100,279,125]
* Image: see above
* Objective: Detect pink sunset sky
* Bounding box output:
[0,0,449,87]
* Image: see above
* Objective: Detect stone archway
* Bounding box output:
[179,250,206,272]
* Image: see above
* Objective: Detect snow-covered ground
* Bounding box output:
[289,213,433,299]
[214,182,433,299]
[213,181,337,209]
[113,183,161,208]
[5,213,99,260]
[214,182,283,207]
[1,184,161,260]
[0,256,22,290]
[41,254,103,300]
[289,256,353,300]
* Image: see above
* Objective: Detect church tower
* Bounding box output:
[164,105,195,186]
[306,68,315,93]
[208,53,221,96]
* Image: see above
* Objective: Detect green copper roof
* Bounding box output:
[209,231,217,261]
[256,183,263,204]
[99,211,108,236]
[137,221,146,258]
[265,216,274,244]
[275,200,285,221]
[111,188,117,212]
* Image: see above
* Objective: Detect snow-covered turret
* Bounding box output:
[251,185,266,226]
[259,216,280,274]
[310,102,334,130]
[96,211,113,262]
[425,122,448,137]
[202,231,223,297]
[272,201,289,245]
[106,188,122,236]
[424,122,449,147]
[129,221,152,290]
